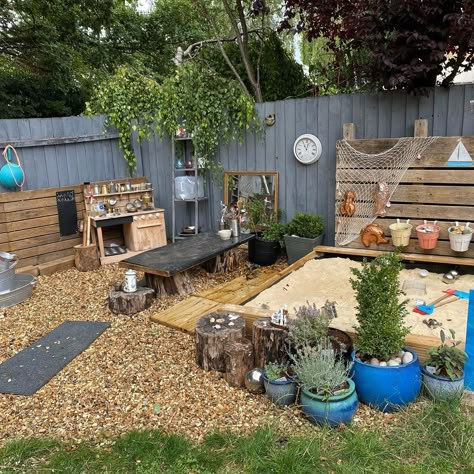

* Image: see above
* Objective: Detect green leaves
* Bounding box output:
[350,253,410,361]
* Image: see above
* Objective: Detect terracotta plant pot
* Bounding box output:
[416,223,440,250]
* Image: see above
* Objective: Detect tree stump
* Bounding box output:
[202,248,240,273]
[108,286,155,315]
[195,312,245,371]
[144,271,194,297]
[224,338,254,388]
[74,244,100,272]
[253,318,289,368]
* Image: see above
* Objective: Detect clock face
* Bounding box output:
[293,134,322,164]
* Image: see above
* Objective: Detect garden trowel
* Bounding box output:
[413,293,458,315]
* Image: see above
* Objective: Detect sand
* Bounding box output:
[246,257,473,341]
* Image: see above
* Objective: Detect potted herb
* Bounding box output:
[245,196,282,266]
[288,301,353,364]
[262,361,297,406]
[422,329,467,400]
[290,339,358,427]
[350,253,422,412]
[284,212,324,264]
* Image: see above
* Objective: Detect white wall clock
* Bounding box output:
[293,134,322,165]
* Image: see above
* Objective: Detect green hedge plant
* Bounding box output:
[287,212,324,239]
[350,253,410,361]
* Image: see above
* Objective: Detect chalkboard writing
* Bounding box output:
[56,190,78,236]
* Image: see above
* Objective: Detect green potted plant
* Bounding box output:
[284,212,324,264]
[287,301,353,363]
[422,329,467,400]
[290,338,358,427]
[262,361,297,406]
[245,195,282,266]
[349,253,422,412]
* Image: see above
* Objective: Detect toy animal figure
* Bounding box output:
[360,223,390,247]
[373,182,390,217]
[340,191,356,217]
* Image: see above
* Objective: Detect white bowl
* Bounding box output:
[218,229,232,240]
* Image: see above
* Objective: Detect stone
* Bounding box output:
[398,350,405,358]
[379,361,387,367]
[402,352,414,364]
[370,358,380,366]
[394,357,402,364]
[387,359,400,366]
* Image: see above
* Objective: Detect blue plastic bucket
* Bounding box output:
[351,348,421,412]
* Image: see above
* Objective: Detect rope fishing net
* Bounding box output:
[335,137,438,247]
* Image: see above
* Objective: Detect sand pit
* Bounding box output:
[247,257,472,341]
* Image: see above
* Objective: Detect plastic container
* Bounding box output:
[448,223,473,252]
[174,176,204,200]
[350,348,421,412]
[416,221,440,250]
[389,219,412,247]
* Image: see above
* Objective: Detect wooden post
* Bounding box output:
[343,123,356,140]
[224,338,254,387]
[414,119,428,137]
[73,244,100,272]
[145,271,194,297]
[252,318,289,368]
[195,312,245,371]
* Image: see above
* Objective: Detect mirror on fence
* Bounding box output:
[223,171,279,231]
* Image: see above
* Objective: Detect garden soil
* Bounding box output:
[247,257,471,341]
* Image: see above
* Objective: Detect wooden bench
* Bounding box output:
[119,232,254,296]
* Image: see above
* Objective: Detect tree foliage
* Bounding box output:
[281,0,474,91]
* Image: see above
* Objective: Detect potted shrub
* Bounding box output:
[287,301,353,364]
[350,253,422,412]
[245,196,282,266]
[262,361,297,406]
[422,329,467,400]
[290,338,358,427]
[284,212,324,264]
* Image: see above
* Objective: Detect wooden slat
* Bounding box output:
[3,194,83,213]
[16,247,75,269]
[14,237,82,259]
[0,132,119,149]
[4,213,83,233]
[384,203,474,221]
[391,185,474,205]
[315,245,474,266]
[0,185,83,203]
[8,232,79,252]
[6,224,62,242]
[338,169,474,184]
[38,256,75,276]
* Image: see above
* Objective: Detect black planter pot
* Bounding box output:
[248,236,280,266]
[284,234,324,264]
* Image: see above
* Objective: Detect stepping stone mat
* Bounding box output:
[0,321,110,396]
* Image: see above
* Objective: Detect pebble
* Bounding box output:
[397,350,405,358]
[228,322,234,326]
[370,358,380,366]
[394,357,402,364]
[402,352,414,364]
[379,361,387,367]
[216,318,225,324]
[210,318,215,323]
[387,359,400,366]
[214,324,221,329]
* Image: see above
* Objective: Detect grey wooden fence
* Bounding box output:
[1,85,473,242]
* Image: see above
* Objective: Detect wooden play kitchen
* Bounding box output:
[324,121,474,266]
[80,176,166,265]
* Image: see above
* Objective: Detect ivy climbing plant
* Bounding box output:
[86,63,258,175]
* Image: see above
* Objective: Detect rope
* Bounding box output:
[335,137,438,247]
[2,145,25,190]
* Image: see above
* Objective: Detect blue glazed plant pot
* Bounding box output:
[351,348,422,412]
[263,375,297,406]
[422,367,464,400]
[300,378,358,427]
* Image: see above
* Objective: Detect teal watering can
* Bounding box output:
[0,147,24,189]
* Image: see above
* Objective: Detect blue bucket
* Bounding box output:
[351,348,422,412]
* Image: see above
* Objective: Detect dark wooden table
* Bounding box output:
[119,232,253,296]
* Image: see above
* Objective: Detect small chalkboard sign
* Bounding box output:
[56,190,78,236]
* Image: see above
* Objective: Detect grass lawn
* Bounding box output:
[1,398,472,473]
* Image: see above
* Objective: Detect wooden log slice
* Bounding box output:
[202,248,240,273]
[108,286,155,315]
[74,244,100,272]
[144,271,194,297]
[224,338,254,388]
[195,312,245,372]
[252,318,289,368]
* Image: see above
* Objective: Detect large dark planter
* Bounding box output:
[300,378,358,427]
[422,366,464,400]
[248,236,280,266]
[351,348,421,412]
[284,234,324,264]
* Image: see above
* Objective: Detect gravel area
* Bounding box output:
[0,253,401,443]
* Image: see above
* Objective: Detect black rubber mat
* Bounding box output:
[0,320,110,395]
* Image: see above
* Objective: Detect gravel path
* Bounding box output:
[0,255,398,443]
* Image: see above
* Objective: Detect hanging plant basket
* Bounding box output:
[448,222,473,252]
[389,219,412,247]
[416,221,440,250]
